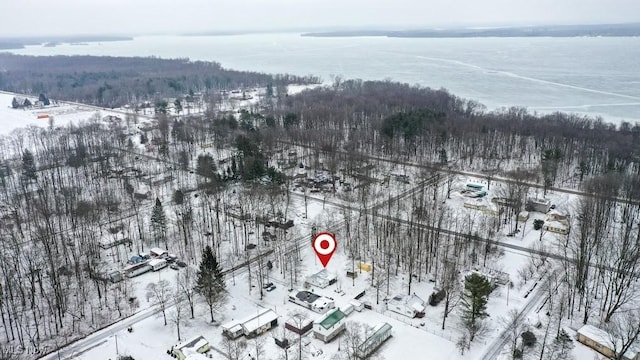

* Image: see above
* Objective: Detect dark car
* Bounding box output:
[176,260,187,268]
[263,282,274,289]
[266,284,276,292]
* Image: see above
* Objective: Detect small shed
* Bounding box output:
[150,247,168,258]
[313,308,346,343]
[358,262,372,272]
[148,258,168,271]
[350,299,364,312]
[517,211,529,222]
[285,316,313,335]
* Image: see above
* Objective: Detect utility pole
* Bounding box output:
[115,334,119,356]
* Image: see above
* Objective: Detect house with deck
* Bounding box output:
[288,290,335,313]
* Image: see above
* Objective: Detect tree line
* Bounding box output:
[0,54,320,108]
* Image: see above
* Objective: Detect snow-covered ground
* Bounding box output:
[0,91,130,135]
[0,88,604,360]
[70,175,581,360]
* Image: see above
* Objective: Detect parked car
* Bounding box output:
[176,260,187,268]
[170,263,179,270]
[266,284,276,292]
[263,282,274,289]
[166,254,178,263]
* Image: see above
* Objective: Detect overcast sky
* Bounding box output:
[2,0,639,37]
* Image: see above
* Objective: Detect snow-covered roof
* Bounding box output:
[545,220,568,230]
[286,316,313,329]
[149,247,167,256]
[314,308,346,330]
[528,197,550,205]
[242,309,278,333]
[148,258,166,266]
[578,324,609,342]
[175,335,208,352]
[388,294,425,312]
[305,269,337,287]
[221,315,241,329]
[576,324,638,357]
[312,297,334,310]
[184,353,209,360]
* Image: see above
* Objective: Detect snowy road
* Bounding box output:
[478,270,557,360]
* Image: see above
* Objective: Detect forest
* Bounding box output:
[0,55,639,359]
[0,54,320,108]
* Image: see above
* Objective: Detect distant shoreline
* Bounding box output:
[0,35,132,50]
[302,23,640,38]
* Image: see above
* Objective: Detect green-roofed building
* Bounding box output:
[313,308,346,343]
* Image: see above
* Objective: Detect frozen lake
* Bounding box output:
[8,33,640,123]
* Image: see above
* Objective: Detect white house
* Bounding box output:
[304,269,337,289]
[544,210,570,235]
[171,335,210,360]
[289,290,335,313]
[221,308,279,339]
[386,294,425,318]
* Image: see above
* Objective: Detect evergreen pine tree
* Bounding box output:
[461,273,492,341]
[150,198,167,248]
[195,245,226,322]
[21,150,37,181]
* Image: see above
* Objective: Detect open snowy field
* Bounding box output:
[0,91,128,135]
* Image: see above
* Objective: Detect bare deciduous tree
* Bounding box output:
[147,280,171,326]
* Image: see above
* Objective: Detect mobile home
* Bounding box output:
[148,258,168,271]
[304,269,337,289]
[289,290,335,313]
[124,262,152,278]
[241,309,279,338]
[313,308,346,343]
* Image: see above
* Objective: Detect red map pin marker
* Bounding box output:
[313,232,337,268]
